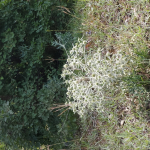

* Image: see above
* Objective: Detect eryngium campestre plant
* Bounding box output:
[61,38,137,117]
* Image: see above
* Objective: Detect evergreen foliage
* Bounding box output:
[0,0,77,149]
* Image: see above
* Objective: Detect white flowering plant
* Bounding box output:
[61,38,138,117]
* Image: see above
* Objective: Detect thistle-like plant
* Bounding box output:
[61,38,138,117]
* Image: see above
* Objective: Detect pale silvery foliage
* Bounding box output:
[52,32,76,52]
[61,38,136,117]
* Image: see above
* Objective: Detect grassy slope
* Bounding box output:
[66,0,150,149]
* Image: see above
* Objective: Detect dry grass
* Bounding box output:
[67,0,150,149]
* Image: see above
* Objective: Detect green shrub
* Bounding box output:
[0,0,78,149]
